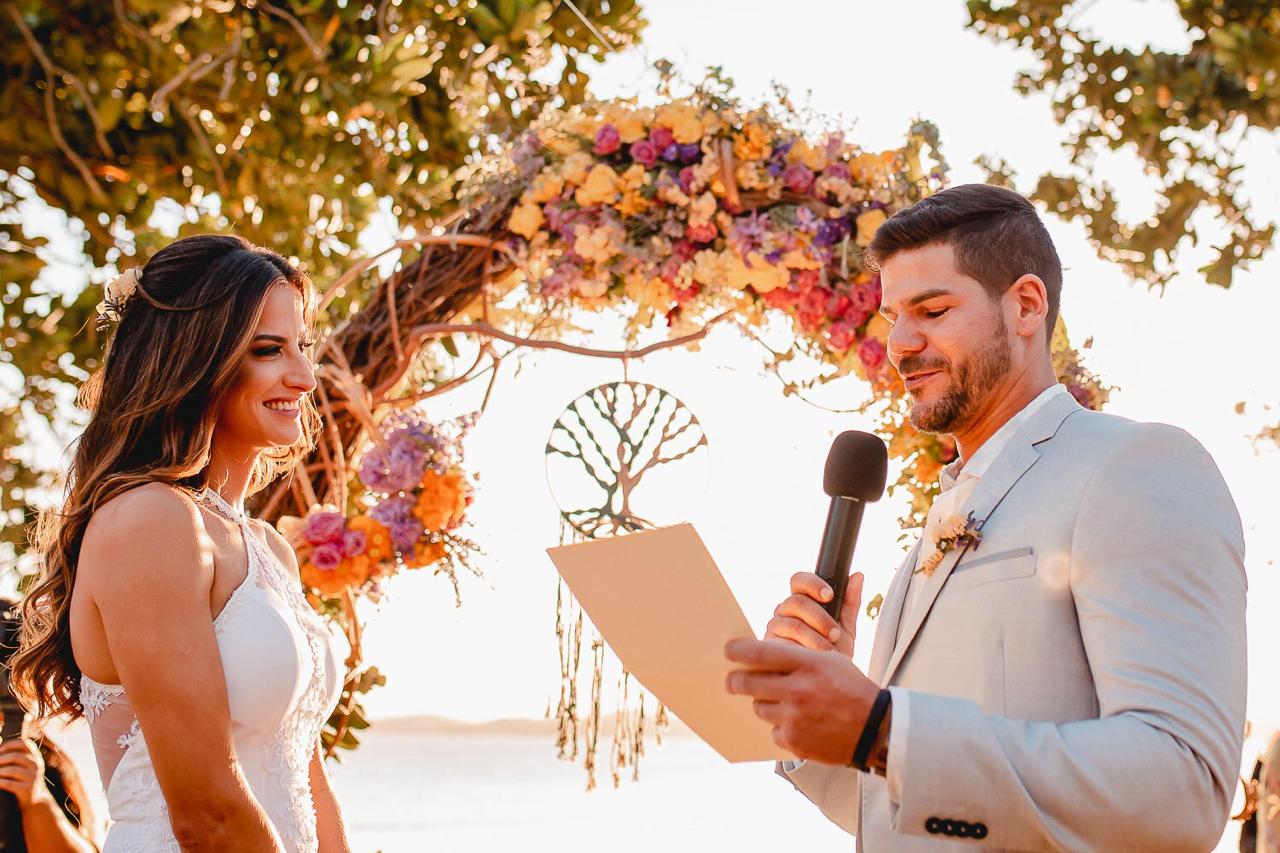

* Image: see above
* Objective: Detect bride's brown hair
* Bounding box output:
[10,234,321,718]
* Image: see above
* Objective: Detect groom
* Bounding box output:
[724,184,1247,850]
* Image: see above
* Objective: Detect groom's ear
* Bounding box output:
[1006,274,1049,345]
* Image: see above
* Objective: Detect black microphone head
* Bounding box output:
[823,430,888,502]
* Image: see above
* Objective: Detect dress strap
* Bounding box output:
[194,486,249,526]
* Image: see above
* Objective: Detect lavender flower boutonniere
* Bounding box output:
[916,511,984,576]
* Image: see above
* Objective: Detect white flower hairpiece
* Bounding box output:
[95,266,143,328]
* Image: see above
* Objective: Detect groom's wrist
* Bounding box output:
[867,701,892,776]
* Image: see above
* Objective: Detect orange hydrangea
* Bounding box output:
[403,539,447,569]
[302,554,372,598]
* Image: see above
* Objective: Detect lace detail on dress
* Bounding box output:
[117,719,142,749]
[81,676,124,723]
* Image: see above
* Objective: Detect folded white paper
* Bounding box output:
[547,523,793,763]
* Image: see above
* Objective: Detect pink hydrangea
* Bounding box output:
[826,321,858,353]
[311,542,343,571]
[858,337,887,372]
[304,511,345,545]
[342,529,368,558]
[629,139,658,167]
[593,123,621,155]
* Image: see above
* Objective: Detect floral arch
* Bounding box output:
[254,82,1108,783]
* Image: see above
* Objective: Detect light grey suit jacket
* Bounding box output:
[777,391,1247,851]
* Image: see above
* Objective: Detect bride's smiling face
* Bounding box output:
[215,283,317,452]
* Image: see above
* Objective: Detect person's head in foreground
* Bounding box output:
[868,183,1062,443]
[10,233,320,718]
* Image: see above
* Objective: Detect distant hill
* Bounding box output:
[370,712,694,738]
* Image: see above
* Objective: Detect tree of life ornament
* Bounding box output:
[544,381,709,790]
[546,382,709,539]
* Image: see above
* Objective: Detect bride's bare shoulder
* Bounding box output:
[80,483,214,588]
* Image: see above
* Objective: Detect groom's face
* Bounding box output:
[878,243,1013,435]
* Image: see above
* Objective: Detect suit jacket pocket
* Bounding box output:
[947,546,1036,591]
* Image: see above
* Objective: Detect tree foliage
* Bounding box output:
[0,0,645,559]
[966,0,1278,289]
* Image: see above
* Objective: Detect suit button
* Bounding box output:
[955,820,972,837]
[925,817,942,834]
[942,819,958,836]
[972,822,989,839]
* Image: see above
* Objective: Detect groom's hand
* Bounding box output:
[724,638,880,765]
[763,570,862,658]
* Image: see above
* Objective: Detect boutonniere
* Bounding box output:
[916,511,983,576]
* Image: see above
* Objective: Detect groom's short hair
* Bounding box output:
[866,183,1063,337]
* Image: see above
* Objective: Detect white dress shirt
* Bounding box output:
[886,383,1071,800]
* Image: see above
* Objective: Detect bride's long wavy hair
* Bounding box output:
[10,234,322,718]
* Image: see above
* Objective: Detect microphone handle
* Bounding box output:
[815,497,865,620]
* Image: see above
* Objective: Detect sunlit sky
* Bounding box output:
[10,0,1280,756]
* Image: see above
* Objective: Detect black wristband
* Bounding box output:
[849,688,891,772]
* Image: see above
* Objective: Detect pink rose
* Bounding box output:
[678,166,698,193]
[783,163,815,194]
[826,321,858,353]
[649,126,675,151]
[342,529,368,558]
[826,293,851,321]
[800,287,829,317]
[304,512,345,545]
[858,336,887,372]
[593,123,621,155]
[629,139,658,167]
[793,268,821,292]
[672,239,698,262]
[849,281,880,313]
[311,542,344,571]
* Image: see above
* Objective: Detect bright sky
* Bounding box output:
[9,0,1280,756]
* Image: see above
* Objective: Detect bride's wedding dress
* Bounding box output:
[79,487,343,852]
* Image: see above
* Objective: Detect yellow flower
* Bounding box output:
[602,104,650,143]
[655,102,705,144]
[691,249,727,285]
[524,172,565,205]
[615,190,651,217]
[574,164,621,207]
[782,248,821,270]
[572,224,622,265]
[856,208,888,246]
[688,192,717,226]
[786,140,829,172]
[864,313,891,344]
[725,251,789,293]
[564,111,601,139]
[559,151,594,186]
[539,130,581,157]
[849,151,890,184]
[508,203,545,240]
[576,276,610,298]
[620,163,649,191]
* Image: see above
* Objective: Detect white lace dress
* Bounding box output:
[79,487,343,852]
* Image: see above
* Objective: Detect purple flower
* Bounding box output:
[783,163,815,194]
[371,495,414,527]
[541,260,579,300]
[728,212,770,255]
[629,139,658,167]
[823,162,851,182]
[661,143,681,163]
[593,123,621,155]
[390,518,424,552]
[311,542,343,571]
[649,126,675,151]
[304,512,346,545]
[813,217,851,247]
[359,435,426,493]
[342,529,368,558]
[678,143,702,164]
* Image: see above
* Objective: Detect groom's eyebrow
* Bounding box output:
[880,287,953,318]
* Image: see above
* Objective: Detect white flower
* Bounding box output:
[106,266,142,306]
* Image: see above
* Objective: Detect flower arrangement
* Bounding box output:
[284,410,478,602]
[501,93,944,389]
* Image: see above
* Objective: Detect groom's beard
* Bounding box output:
[903,321,1012,435]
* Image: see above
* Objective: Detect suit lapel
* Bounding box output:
[880,391,1084,686]
[867,539,921,685]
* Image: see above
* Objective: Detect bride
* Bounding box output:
[10,234,349,852]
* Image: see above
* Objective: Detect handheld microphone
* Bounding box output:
[816,431,888,620]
